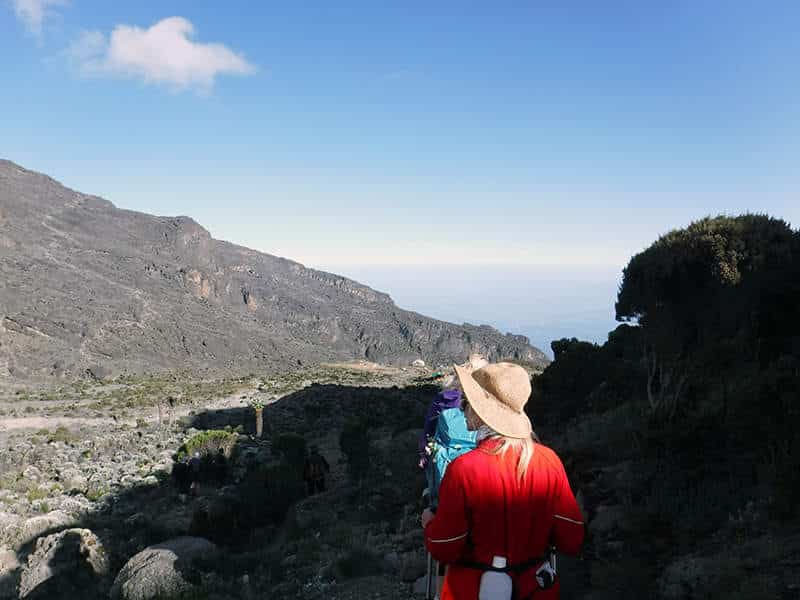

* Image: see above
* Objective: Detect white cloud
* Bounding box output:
[13,0,66,35]
[67,17,256,91]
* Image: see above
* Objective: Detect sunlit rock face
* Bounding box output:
[0,160,547,381]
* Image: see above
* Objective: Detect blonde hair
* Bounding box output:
[469,405,539,481]
[483,432,539,480]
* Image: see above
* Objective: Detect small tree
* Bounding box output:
[250,399,265,437]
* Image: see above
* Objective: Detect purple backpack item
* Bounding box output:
[418,389,462,469]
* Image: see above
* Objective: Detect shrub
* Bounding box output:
[239,463,305,526]
[334,546,383,579]
[175,430,237,461]
[48,426,76,444]
[26,487,48,502]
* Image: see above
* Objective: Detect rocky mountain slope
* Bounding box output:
[0,160,546,381]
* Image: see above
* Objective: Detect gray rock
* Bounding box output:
[18,528,108,599]
[413,574,430,596]
[0,546,20,600]
[109,536,218,600]
[19,511,74,550]
[589,504,627,538]
[400,553,428,582]
[383,551,400,574]
[0,514,22,550]
[20,467,42,483]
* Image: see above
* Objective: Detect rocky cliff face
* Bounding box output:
[0,160,547,380]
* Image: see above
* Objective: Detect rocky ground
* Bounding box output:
[6,360,793,600]
[0,362,462,600]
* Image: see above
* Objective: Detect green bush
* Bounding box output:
[48,425,76,444]
[176,430,237,461]
[26,487,48,502]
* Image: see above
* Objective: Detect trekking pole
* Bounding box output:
[425,552,434,600]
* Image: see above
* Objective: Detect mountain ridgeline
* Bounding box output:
[0,160,546,381]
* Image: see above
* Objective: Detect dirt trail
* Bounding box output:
[0,387,269,442]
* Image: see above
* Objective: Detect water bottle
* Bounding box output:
[478,556,513,600]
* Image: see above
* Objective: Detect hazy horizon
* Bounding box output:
[324,264,622,358]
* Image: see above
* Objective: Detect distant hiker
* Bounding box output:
[418,388,462,470]
[303,445,330,495]
[167,396,176,427]
[421,362,585,600]
[212,448,227,485]
[420,355,488,599]
[418,354,489,472]
[188,451,202,496]
[172,460,191,493]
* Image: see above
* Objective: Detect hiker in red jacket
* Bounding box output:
[421,362,584,600]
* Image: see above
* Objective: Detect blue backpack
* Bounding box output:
[426,407,477,509]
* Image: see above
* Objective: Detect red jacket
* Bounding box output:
[424,439,584,600]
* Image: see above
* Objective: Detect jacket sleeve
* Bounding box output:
[550,459,585,556]
[424,458,469,563]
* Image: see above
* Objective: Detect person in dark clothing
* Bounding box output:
[303,445,330,495]
[188,451,202,496]
[212,448,227,485]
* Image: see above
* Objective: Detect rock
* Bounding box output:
[383,551,400,574]
[0,513,22,550]
[64,473,88,495]
[413,575,426,595]
[109,536,218,600]
[589,504,627,538]
[85,365,110,381]
[21,467,42,483]
[656,555,723,600]
[0,546,20,599]
[19,512,74,550]
[59,497,92,518]
[412,359,426,367]
[400,553,427,582]
[18,528,108,599]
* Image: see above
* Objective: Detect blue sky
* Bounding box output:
[2,1,799,348]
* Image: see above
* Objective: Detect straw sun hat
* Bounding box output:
[454,362,533,439]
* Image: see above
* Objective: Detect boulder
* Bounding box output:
[400,552,427,582]
[413,574,429,596]
[109,537,218,600]
[0,514,22,551]
[18,528,108,599]
[589,504,627,538]
[21,467,42,483]
[0,546,20,600]
[19,511,74,550]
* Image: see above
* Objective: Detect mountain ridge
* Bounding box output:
[0,159,547,381]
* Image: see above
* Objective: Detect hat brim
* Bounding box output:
[454,364,532,439]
